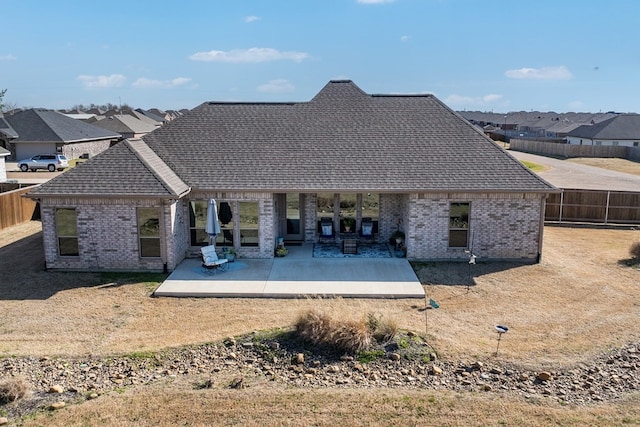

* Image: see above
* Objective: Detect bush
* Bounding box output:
[0,377,29,404]
[368,312,398,343]
[295,309,372,353]
[630,241,640,260]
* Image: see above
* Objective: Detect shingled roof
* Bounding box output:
[141,80,553,193]
[29,80,555,198]
[568,114,640,140]
[28,139,189,198]
[4,109,121,143]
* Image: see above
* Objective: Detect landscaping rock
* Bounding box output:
[48,385,64,394]
[538,371,552,381]
[50,402,66,410]
[0,417,8,425]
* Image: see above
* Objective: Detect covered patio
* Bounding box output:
[153,244,424,298]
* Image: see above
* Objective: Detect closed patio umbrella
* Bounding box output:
[205,198,220,246]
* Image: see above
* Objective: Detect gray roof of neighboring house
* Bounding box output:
[3,109,121,143]
[0,115,19,139]
[142,80,554,193]
[92,115,157,135]
[29,80,555,198]
[28,139,189,198]
[567,114,640,140]
[135,108,166,123]
[0,146,10,156]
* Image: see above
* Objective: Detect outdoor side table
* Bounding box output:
[342,239,358,254]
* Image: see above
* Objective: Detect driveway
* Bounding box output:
[508,151,640,191]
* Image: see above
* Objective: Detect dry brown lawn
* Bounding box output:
[19,382,640,427]
[567,157,640,176]
[1,220,640,425]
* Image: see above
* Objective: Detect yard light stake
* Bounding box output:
[494,325,508,356]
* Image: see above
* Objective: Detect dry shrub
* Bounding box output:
[295,309,372,353]
[295,309,335,345]
[332,320,372,353]
[0,377,29,404]
[630,241,640,260]
[374,317,399,343]
[367,312,399,343]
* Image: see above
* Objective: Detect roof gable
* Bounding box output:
[28,139,189,198]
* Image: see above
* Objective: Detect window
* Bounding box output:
[634,142,639,147]
[239,202,259,247]
[189,200,208,246]
[449,202,470,248]
[56,208,78,256]
[137,208,161,257]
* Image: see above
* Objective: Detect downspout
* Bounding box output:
[160,200,170,273]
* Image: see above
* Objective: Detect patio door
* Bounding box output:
[285,193,304,241]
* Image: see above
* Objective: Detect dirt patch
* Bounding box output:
[566,157,640,176]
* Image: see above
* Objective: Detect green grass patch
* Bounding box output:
[357,349,385,363]
[521,160,545,172]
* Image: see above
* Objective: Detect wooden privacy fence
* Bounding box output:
[510,139,632,159]
[546,189,640,224]
[0,187,39,231]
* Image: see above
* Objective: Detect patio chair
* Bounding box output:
[319,217,335,242]
[201,245,229,274]
[359,217,375,242]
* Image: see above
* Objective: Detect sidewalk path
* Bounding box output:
[509,151,640,191]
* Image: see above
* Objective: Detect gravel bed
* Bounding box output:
[2,330,640,422]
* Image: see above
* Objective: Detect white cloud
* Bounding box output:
[245,15,261,23]
[257,79,295,93]
[77,74,126,88]
[189,48,309,63]
[505,66,573,80]
[132,77,192,89]
[445,93,503,107]
[357,0,395,3]
[0,54,16,61]
[400,35,410,42]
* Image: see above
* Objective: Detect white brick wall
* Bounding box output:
[406,192,543,261]
[39,190,544,271]
[41,198,176,271]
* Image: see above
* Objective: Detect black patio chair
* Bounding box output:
[359,217,375,242]
[319,217,335,242]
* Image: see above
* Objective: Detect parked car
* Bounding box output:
[17,154,69,172]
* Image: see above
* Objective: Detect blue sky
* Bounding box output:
[2,0,639,113]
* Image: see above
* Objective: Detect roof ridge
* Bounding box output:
[125,139,190,198]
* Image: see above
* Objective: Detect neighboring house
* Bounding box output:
[0,115,19,154]
[27,80,556,272]
[0,147,10,182]
[567,114,640,147]
[135,108,168,124]
[92,115,157,139]
[1,109,122,160]
[128,110,163,129]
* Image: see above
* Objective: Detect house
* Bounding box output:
[0,147,10,182]
[92,115,157,139]
[567,114,640,147]
[0,115,19,154]
[1,109,122,160]
[27,80,556,272]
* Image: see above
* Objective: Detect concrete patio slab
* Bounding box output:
[154,245,425,299]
